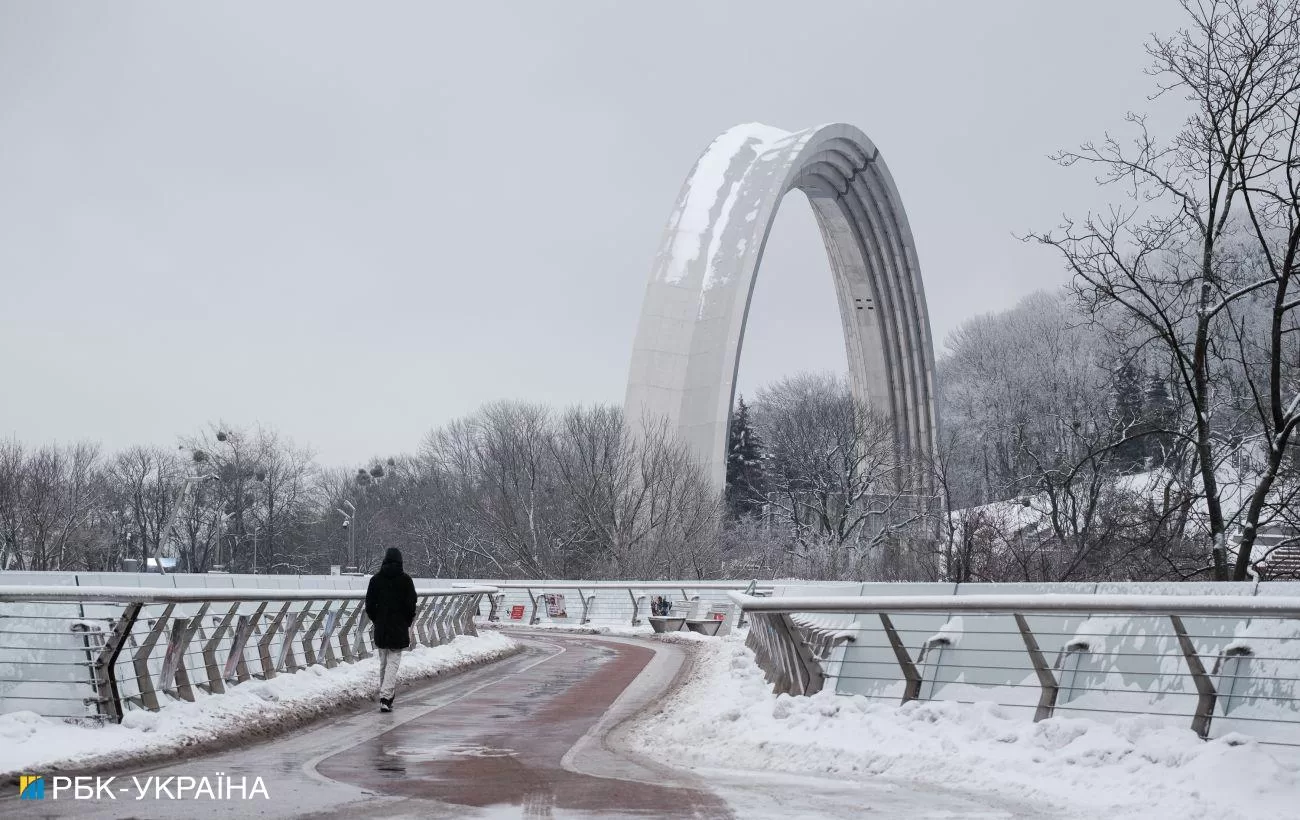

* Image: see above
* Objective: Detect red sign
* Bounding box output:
[509,605,525,620]
[712,612,725,621]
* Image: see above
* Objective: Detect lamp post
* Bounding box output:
[209,430,265,574]
[213,511,234,572]
[150,469,219,575]
[336,500,357,573]
[337,460,392,575]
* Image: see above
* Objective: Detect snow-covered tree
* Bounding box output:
[725,396,768,520]
[1031,0,1300,579]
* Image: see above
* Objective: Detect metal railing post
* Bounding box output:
[578,588,593,624]
[319,604,343,668]
[435,596,454,644]
[628,589,644,626]
[258,601,292,679]
[163,602,209,702]
[1170,614,1219,739]
[415,597,437,646]
[278,602,313,673]
[355,611,374,658]
[878,613,922,704]
[202,603,241,695]
[460,594,481,637]
[302,602,334,667]
[228,602,266,684]
[434,596,455,643]
[743,613,780,690]
[418,596,438,645]
[781,613,825,695]
[1013,613,1059,722]
[435,597,457,644]
[527,587,541,625]
[94,602,142,723]
[445,597,466,643]
[132,604,175,711]
[337,601,364,663]
[743,612,823,696]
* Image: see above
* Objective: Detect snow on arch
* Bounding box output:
[624,122,938,493]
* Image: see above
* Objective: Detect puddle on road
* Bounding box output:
[386,744,518,761]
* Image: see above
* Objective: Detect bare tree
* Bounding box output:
[104,446,185,568]
[551,407,721,579]
[425,403,567,578]
[250,428,314,573]
[748,373,927,580]
[1029,0,1300,579]
[0,440,23,570]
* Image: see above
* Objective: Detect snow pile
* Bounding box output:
[927,616,964,647]
[1216,618,1300,746]
[627,634,1300,819]
[1064,615,1135,653]
[0,632,517,776]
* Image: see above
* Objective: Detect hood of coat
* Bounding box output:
[379,547,404,576]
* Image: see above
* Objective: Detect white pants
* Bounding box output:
[377,649,402,700]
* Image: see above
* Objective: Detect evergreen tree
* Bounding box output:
[1111,362,1148,471]
[1110,362,1179,472]
[725,397,767,519]
[1142,373,1177,468]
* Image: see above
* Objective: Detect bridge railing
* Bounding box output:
[0,572,779,633]
[475,580,771,629]
[0,585,496,723]
[728,591,1300,748]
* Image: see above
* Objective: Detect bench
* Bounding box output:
[648,616,686,633]
[685,619,723,636]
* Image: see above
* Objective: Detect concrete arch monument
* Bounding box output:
[624,122,937,493]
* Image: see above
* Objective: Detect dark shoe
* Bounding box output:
[379,697,393,713]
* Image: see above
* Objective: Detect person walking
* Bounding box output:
[365,547,416,712]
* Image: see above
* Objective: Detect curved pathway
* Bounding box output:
[26,632,1046,819]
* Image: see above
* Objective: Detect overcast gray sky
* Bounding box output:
[0,1,1186,466]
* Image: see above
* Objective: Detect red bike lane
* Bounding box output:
[314,633,731,818]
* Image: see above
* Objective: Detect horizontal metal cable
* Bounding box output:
[837,673,1300,698]
[833,693,1300,737]
[0,585,498,604]
[731,592,1300,618]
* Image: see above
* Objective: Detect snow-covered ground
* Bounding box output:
[0,632,517,777]
[626,633,1300,820]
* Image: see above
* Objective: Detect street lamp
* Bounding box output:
[337,460,392,575]
[149,464,219,575]
[336,500,357,573]
[206,431,265,574]
[213,510,235,572]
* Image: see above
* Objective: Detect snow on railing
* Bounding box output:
[728,590,1300,746]
[0,585,495,723]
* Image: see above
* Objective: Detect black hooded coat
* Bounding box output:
[365,548,417,650]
